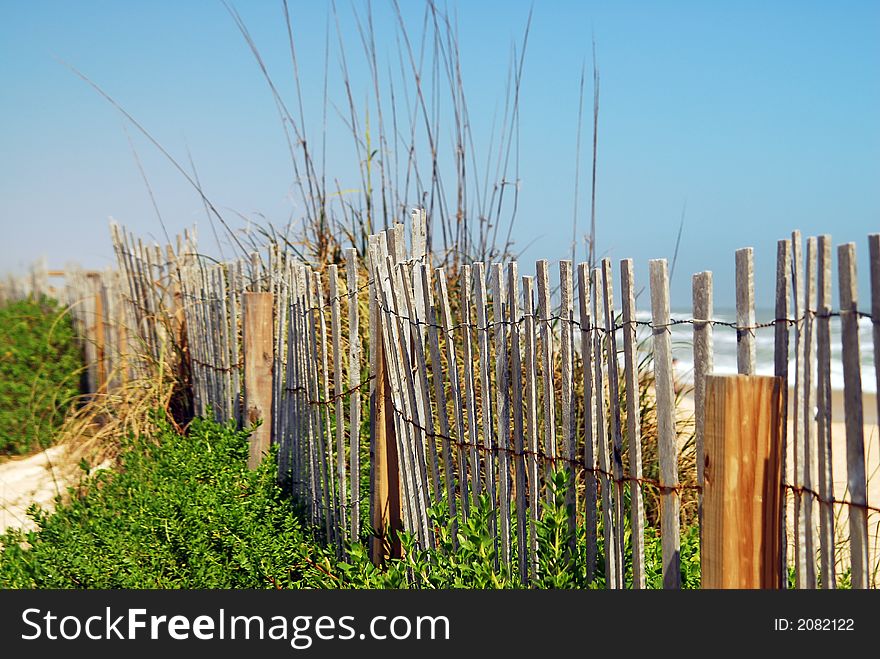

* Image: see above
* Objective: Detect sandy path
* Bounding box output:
[0,446,83,534]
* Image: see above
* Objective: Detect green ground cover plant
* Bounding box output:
[1,415,701,589]
[0,296,81,455]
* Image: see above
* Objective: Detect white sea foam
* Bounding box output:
[631,308,877,393]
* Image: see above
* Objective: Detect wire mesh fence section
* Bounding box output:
[13,214,880,589]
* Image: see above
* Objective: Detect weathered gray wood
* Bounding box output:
[591,267,617,588]
[791,230,808,587]
[522,275,540,577]
[437,268,470,519]
[816,235,835,588]
[304,267,331,540]
[376,256,418,540]
[393,222,407,263]
[216,265,235,424]
[329,265,347,543]
[311,271,342,554]
[536,259,557,494]
[410,208,427,260]
[387,258,434,548]
[601,258,624,588]
[491,263,511,565]
[736,247,756,375]
[473,262,497,537]
[801,237,818,588]
[229,260,243,426]
[460,265,481,499]
[837,243,869,589]
[346,250,361,540]
[774,238,791,586]
[649,258,680,589]
[622,259,646,589]
[271,244,286,450]
[692,271,713,527]
[559,261,577,557]
[577,263,598,584]
[405,263,441,505]
[287,268,303,505]
[367,234,380,544]
[508,262,527,583]
[392,259,434,548]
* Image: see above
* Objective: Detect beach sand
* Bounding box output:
[796,389,880,587]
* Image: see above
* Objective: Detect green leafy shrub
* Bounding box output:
[0,296,80,455]
[338,469,703,589]
[1,414,703,589]
[0,416,339,588]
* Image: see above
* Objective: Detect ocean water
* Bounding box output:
[633,307,877,394]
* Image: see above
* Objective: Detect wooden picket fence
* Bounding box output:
[8,214,880,589]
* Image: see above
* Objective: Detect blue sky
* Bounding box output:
[1,0,878,309]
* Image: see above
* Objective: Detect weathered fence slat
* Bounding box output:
[329,265,347,544]
[801,237,818,588]
[591,267,617,588]
[622,259,646,588]
[816,235,835,588]
[376,255,417,542]
[559,260,577,555]
[422,265,457,537]
[692,270,713,530]
[459,265,482,500]
[474,262,497,542]
[649,258,680,589]
[522,274,541,577]
[736,247,756,375]
[386,258,432,548]
[601,258,624,589]
[315,270,340,549]
[437,268,470,519]
[536,259,556,495]
[577,263,598,584]
[837,243,869,589]
[508,262,528,583]
[403,263,441,506]
[491,263,512,565]
[791,230,809,588]
[773,239,791,585]
[307,269,333,544]
[346,249,361,541]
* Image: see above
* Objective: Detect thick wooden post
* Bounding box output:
[370,300,402,564]
[243,292,274,470]
[703,375,784,589]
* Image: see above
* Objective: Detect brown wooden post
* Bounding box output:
[243,292,274,470]
[703,374,784,589]
[370,316,402,564]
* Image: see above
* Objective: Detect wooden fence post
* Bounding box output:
[703,375,783,589]
[243,291,274,470]
[370,265,402,565]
